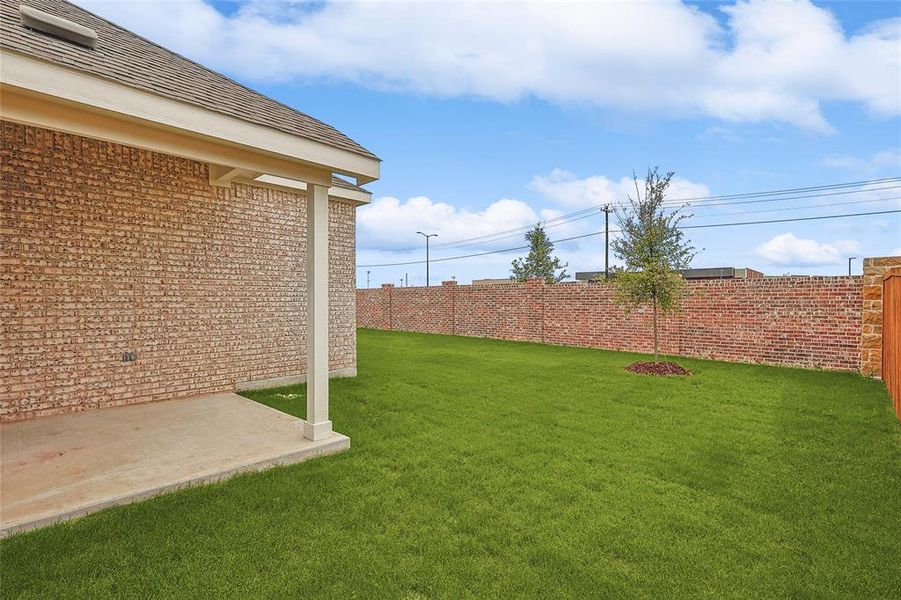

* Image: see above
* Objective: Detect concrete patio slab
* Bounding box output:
[0,392,349,537]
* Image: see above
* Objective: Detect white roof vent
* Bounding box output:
[20,5,97,49]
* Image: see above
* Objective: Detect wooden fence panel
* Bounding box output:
[884,269,901,420]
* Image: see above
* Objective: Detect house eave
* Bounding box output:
[0,48,381,186]
[248,174,372,206]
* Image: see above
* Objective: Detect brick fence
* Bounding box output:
[356,268,897,372]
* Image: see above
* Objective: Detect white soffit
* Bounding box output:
[254,174,372,205]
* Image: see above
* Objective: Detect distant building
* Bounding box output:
[682,267,764,280]
[574,267,764,282]
[574,271,606,282]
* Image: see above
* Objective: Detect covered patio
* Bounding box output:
[0,392,348,537]
[1,0,381,535]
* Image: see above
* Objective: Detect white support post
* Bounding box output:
[304,183,332,440]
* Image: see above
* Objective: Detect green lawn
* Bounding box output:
[3,329,900,598]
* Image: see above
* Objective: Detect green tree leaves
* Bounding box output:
[612,167,696,361]
[511,224,569,284]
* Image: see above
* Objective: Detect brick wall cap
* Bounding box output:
[864,256,901,267]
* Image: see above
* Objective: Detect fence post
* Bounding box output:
[442,280,457,335]
[525,278,545,343]
[861,256,901,377]
[382,283,394,330]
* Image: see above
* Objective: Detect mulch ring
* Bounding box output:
[625,361,692,376]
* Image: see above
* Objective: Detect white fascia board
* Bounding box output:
[1,86,334,186]
[0,49,380,185]
[253,174,372,205]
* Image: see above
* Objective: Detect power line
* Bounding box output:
[680,208,900,230]
[691,196,901,219]
[661,175,901,203]
[357,208,901,268]
[423,210,600,252]
[436,176,901,244]
[660,183,901,209]
[418,192,901,253]
[425,206,600,251]
[408,177,901,253]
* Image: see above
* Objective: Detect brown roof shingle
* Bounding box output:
[1,0,378,160]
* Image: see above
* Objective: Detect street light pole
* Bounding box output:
[416,231,438,286]
[366,270,370,288]
[602,204,612,280]
[849,256,857,276]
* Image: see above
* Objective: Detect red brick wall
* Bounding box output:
[1,122,357,422]
[357,276,863,371]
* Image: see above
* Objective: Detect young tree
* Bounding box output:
[511,224,569,284]
[612,168,695,363]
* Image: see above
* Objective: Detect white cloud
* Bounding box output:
[359,168,712,261]
[854,181,901,209]
[699,126,745,143]
[357,195,544,251]
[527,170,623,209]
[80,0,901,131]
[820,148,901,173]
[528,169,711,209]
[755,232,860,266]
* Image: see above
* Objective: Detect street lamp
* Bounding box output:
[848,256,857,276]
[416,231,438,286]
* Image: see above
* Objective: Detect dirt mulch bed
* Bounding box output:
[625,361,691,376]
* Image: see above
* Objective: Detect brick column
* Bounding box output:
[382,283,394,330]
[442,280,457,335]
[526,279,545,343]
[861,256,901,377]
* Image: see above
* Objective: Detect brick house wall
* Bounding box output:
[357,276,864,371]
[1,121,357,422]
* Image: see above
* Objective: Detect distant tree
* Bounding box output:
[612,167,695,362]
[511,224,569,284]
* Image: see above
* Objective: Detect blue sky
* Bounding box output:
[83,1,901,286]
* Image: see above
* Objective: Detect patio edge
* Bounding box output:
[0,432,350,538]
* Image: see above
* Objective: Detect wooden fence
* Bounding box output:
[884,268,901,420]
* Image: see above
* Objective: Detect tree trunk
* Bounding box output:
[653,297,659,363]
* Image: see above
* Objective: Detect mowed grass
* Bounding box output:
[3,329,900,598]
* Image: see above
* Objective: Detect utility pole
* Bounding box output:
[602,204,612,280]
[405,273,408,287]
[849,256,857,276]
[416,231,438,286]
[366,270,370,288]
